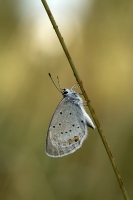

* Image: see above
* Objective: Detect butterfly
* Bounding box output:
[46,81,95,157]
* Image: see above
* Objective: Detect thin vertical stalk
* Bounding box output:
[41,1,129,200]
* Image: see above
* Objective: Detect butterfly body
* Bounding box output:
[46,88,95,157]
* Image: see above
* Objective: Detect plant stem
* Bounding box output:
[41,1,129,199]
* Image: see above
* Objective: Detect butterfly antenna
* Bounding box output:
[57,76,63,91]
[48,73,62,93]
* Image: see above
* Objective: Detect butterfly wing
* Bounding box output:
[46,97,88,157]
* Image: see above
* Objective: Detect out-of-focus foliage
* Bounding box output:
[0,0,133,200]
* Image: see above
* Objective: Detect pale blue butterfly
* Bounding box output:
[46,74,95,157]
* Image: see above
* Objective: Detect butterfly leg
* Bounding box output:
[71,83,80,91]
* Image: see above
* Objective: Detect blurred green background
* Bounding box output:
[0,0,133,199]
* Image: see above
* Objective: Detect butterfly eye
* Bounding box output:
[64,91,68,94]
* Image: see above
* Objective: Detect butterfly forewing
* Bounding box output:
[46,97,88,157]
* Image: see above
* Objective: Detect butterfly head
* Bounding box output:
[62,88,70,96]
[62,88,82,103]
